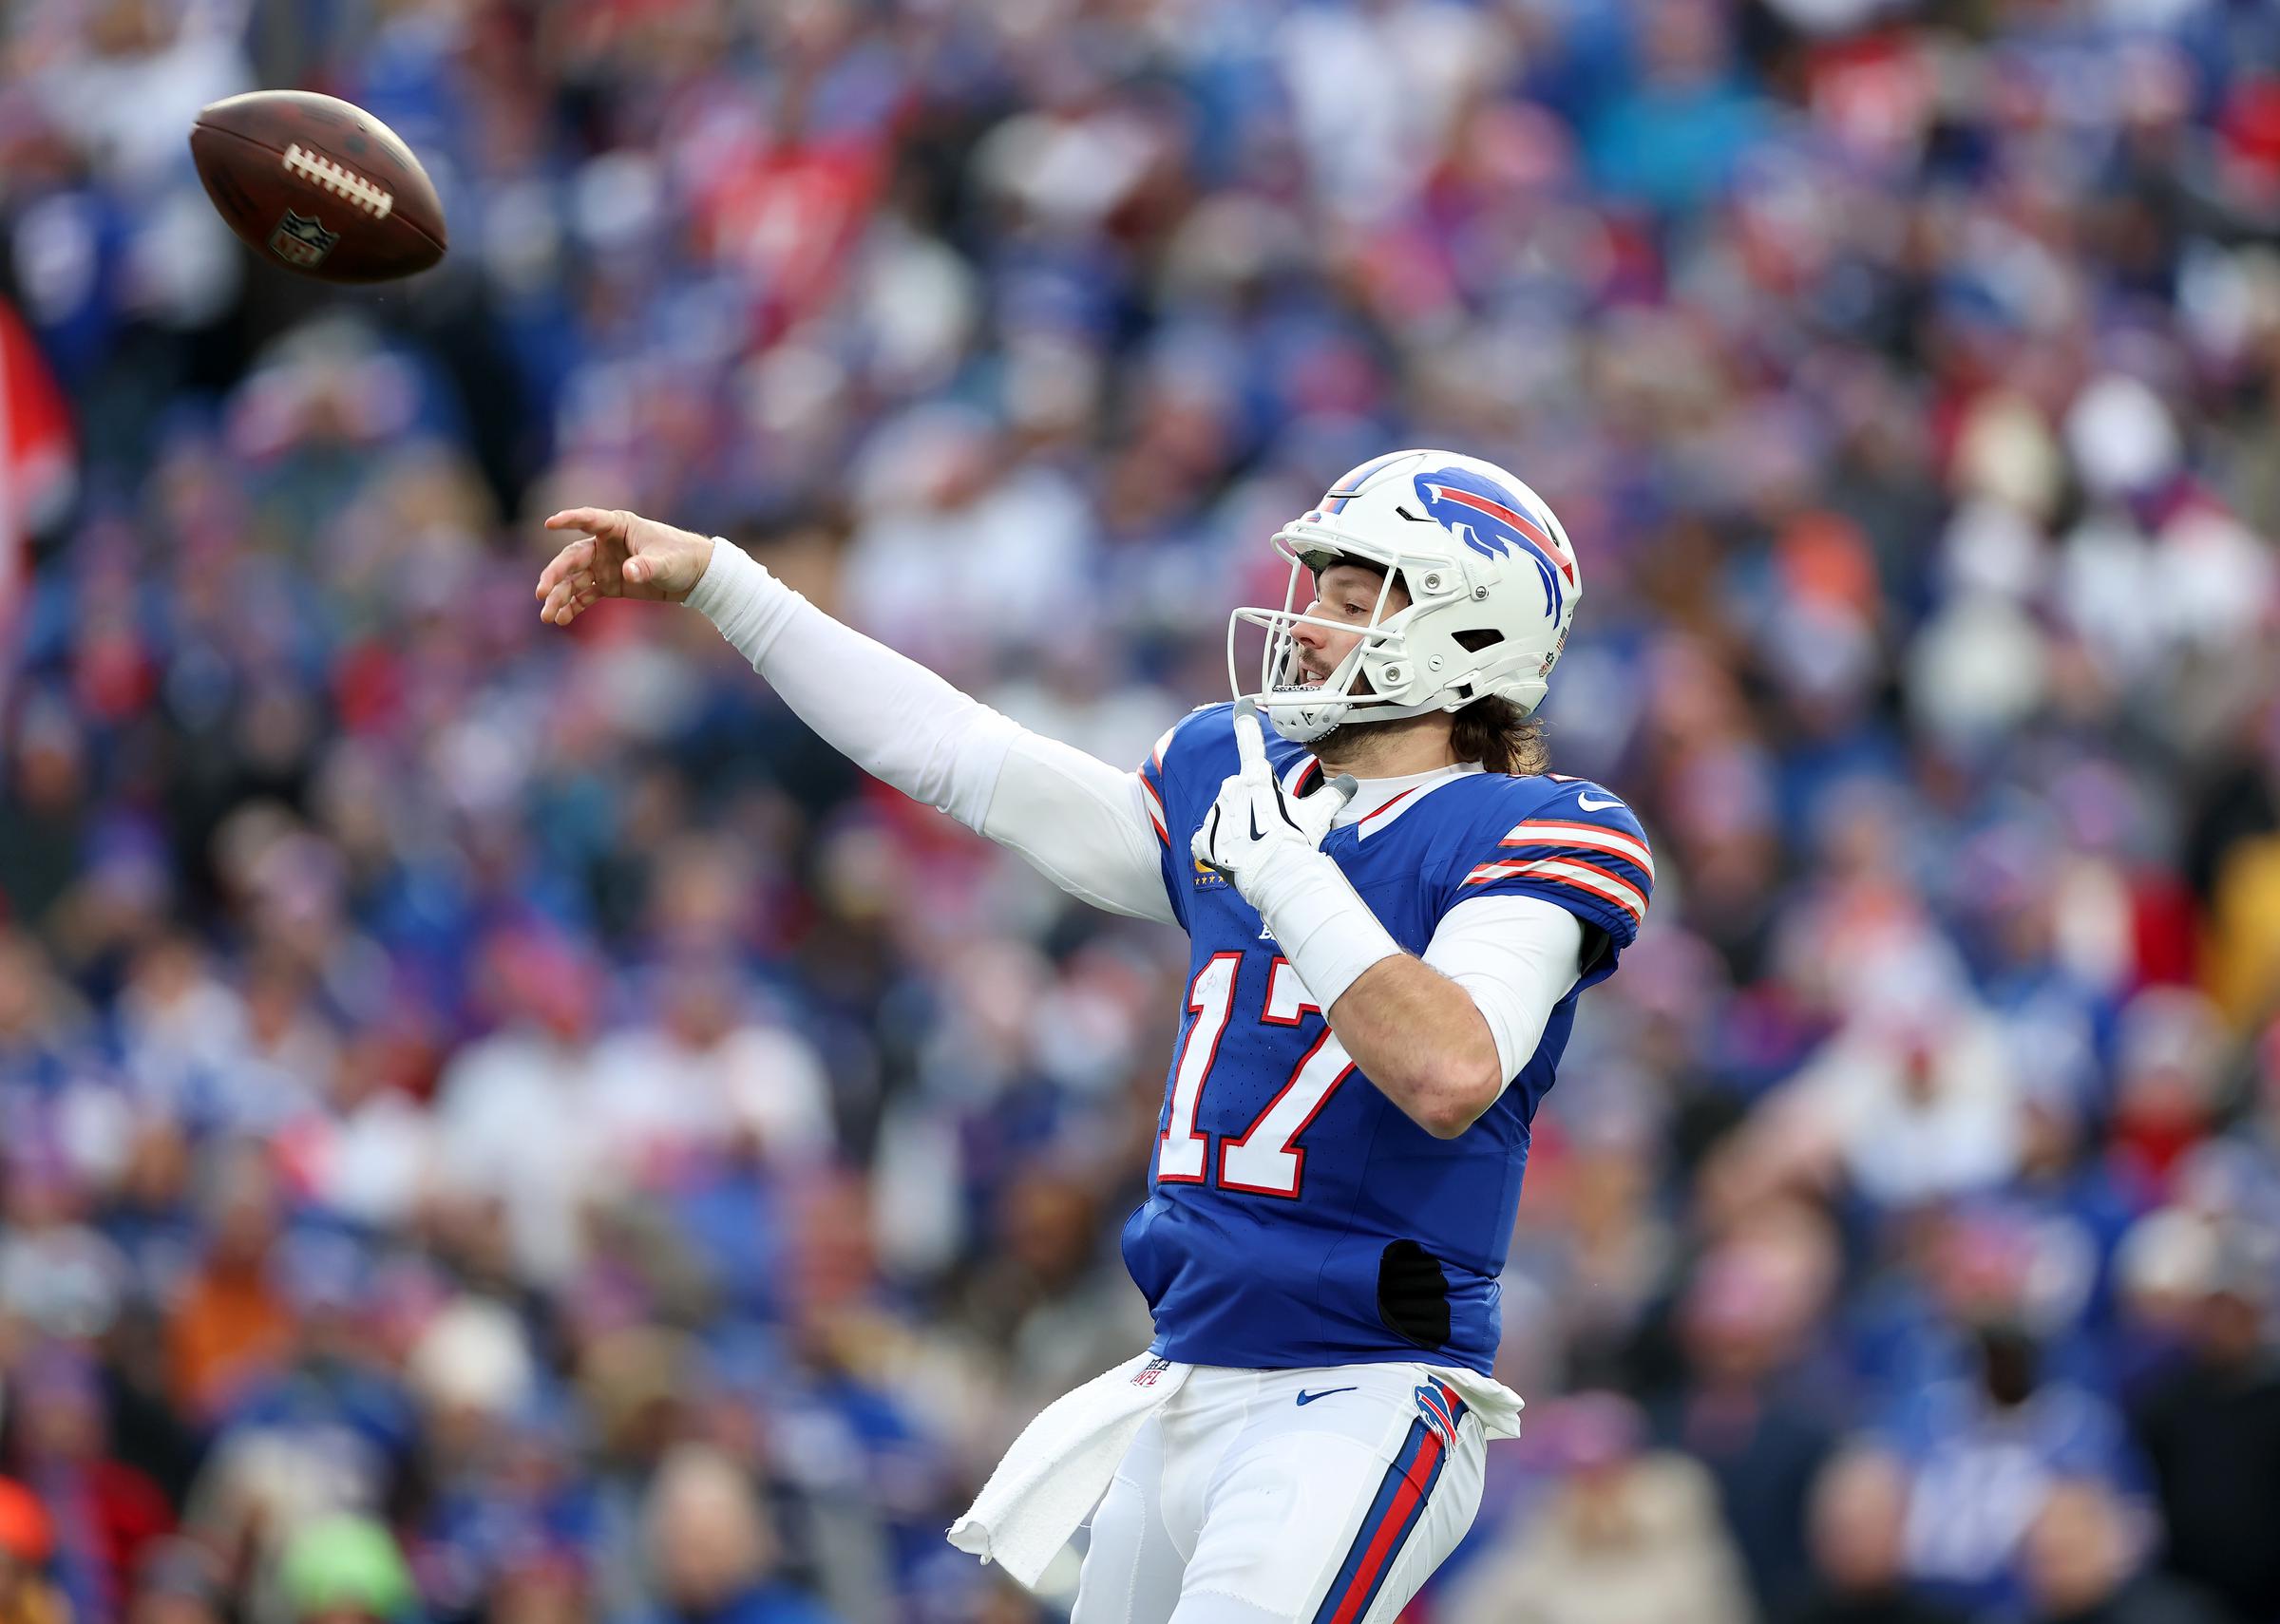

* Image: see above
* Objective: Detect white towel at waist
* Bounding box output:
[947,1350,1190,1589]
[946,1353,1525,1590]
[1436,1363,1527,1440]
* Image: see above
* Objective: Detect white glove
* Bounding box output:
[1189,701,1400,1010]
[1192,700,1358,896]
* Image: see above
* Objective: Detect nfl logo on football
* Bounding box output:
[269,210,338,269]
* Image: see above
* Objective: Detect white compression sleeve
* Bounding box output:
[687,540,1174,923]
[1421,895,1585,1082]
[985,737,1178,923]
[687,538,1018,825]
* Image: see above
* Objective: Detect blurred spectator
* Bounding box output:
[632,1446,835,1624]
[0,1481,66,1624]
[4,1345,173,1624]
[1655,1220,1841,1616]
[2129,1224,2280,1624]
[2106,991,2231,1210]
[949,1162,1155,1426]
[164,1144,296,1423]
[582,969,836,1185]
[1784,1451,1966,1624]
[124,1540,225,1624]
[276,1518,414,1624]
[431,931,610,1287]
[1443,1395,1752,1624]
[2020,1480,2229,1624]
[0,704,86,932]
[1881,1320,2148,1618]
[1779,973,2024,1208]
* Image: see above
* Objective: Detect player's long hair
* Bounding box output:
[1451,695,1548,776]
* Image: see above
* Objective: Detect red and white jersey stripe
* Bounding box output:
[1461,854,1647,924]
[1460,811,1653,928]
[1138,771,1170,846]
[1492,818,1652,878]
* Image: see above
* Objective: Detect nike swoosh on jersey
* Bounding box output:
[1574,792,1623,811]
[1294,1387,1358,1406]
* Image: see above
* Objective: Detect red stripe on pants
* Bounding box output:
[1325,1428,1445,1624]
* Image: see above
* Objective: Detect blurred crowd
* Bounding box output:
[5,0,2280,1622]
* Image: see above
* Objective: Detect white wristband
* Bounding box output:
[1246,846,1404,1011]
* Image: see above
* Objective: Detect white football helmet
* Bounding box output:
[1229,448,1581,744]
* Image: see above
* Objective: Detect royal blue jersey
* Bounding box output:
[1123,703,1652,1374]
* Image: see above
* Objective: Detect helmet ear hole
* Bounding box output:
[1452,629,1504,652]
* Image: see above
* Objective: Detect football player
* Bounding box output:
[536,450,1652,1624]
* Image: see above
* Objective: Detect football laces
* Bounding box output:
[281,143,395,220]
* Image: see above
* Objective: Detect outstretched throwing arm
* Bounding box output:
[536,508,1175,925]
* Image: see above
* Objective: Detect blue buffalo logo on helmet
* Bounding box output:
[1413,466,1577,620]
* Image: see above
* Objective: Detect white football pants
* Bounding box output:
[1071,1362,1487,1624]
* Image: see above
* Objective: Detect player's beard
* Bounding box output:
[1285,655,1389,765]
[1306,709,1416,765]
[1290,647,1462,768]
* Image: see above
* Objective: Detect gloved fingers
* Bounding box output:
[1231,698,1270,778]
[1191,802,1228,874]
[1297,772,1359,843]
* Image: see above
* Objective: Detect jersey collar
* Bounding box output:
[1320,761,1484,832]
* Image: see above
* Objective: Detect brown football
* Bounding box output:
[190,91,446,283]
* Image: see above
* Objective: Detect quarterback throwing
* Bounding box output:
[535,450,1652,1624]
